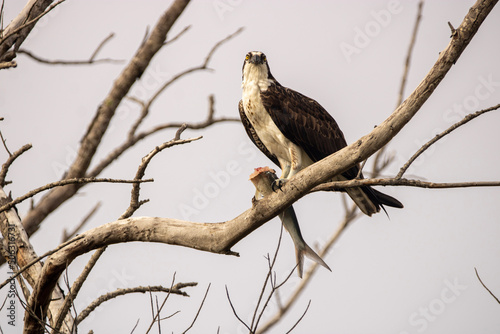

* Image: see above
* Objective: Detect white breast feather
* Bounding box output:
[241,63,303,170]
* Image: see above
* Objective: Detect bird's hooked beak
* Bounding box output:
[249,53,265,64]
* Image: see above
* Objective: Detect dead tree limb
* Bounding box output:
[0,0,64,63]
[17,33,124,65]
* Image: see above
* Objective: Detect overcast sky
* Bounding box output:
[1,1,500,333]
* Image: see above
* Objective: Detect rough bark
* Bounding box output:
[0,0,55,62]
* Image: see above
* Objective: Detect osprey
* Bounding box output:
[239,51,403,216]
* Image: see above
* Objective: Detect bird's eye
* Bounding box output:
[245,54,250,60]
[262,55,267,62]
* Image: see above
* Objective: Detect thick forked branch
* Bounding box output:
[20,0,191,237]
[23,0,498,332]
[0,0,56,62]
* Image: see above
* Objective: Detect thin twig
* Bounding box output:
[474,267,500,304]
[119,129,201,219]
[0,121,13,156]
[396,0,424,107]
[19,32,121,65]
[371,0,423,176]
[77,282,195,325]
[54,247,108,332]
[284,300,311,334]
[182,283,211,333]
[251,224,284,331]
[0,143,32,186]
[137,27,244,115]
[163,25,191,45]
[397,103,500,178]
[144,273,178,334]
[202,27,244,68]
[155,296,161,334]
[18,49,123,65]
[0,177,153,215]
[130,318,140,334]
[88,97,238,178]
[90,33,116,61]
[256,206,360,334]
[225,285,252,332]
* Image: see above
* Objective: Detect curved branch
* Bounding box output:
[24,1,498,333]
[397,102,500,178]
[76,283,196,325]
[312,178,500,192]
[475,267,500,304]
[0,177,153,215]
[0,143,32,187]
[17,33,124,65]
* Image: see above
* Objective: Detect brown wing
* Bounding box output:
[238,100,280,167]
[260,84,403,211]
[260,84,359,179]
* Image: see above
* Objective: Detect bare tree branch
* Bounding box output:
[284,300,311,334]
[76,283,196,325]
[474,267,500,304]
[127,26,244,132]
[396,0,424,107]
[145,273,178,334]
[0,143,32,187]
[0,119,12,156]
[164,25,191,45]
[52,246,106,333]
[18,33,124,65]
[181,283,210,334]
[225,285,251,332]
[371,0,424,176]
[88,95,239,178]
[0,0,66,63]
[312,178,500,191]
[120,128,202,219]
[0,177,153,215]
[397,102,500,178]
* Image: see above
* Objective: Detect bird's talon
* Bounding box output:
[271,179,287,192]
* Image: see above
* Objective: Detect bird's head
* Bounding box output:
[242,51,275,83]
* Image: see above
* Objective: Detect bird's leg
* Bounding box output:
[272,164,289,192]
[272,146,302,191]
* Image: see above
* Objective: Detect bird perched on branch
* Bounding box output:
[239,51,403,216]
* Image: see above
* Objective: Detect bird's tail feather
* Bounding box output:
[345,187,379,216]
[370,188,404,208]
[345,186,403,216]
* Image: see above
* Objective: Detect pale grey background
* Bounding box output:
[1,1,500,333]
